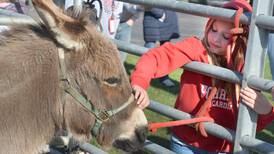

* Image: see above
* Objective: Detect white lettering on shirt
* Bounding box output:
[200,84,232,110]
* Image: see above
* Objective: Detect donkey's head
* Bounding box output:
[32,0,147,152]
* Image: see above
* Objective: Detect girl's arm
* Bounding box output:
[130,37,203,108]
[131,37,201,90]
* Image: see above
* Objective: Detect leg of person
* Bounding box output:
[144,41,156,48]
[159,75,175,87]
[115,22,133,63]
[170,135,210,154]
[268,33,274,80]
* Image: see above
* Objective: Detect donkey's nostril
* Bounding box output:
[135,126,148,143]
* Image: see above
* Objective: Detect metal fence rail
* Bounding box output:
[118,0,274,32]
[79,143,108,154]
[118,0,251,24]
[148,100,235,142]
[240,136,274,154]
[2,0,274,31]
[114,39,274,92]
[143,140,176,154]
[0,9,37,25]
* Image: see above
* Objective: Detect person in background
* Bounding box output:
[143,7,180,87]
[0,0,26,32]
[131,0,274,153]
[115,3,143,62]
[65,0,123,38]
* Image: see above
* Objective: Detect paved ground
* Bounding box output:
[130,12,208,46]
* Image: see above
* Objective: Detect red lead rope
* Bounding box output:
[148,117,214,133]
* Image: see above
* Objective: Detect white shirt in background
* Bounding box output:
[65,0,123,38]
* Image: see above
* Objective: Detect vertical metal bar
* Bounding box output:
[233,0,274,153]
[73,0,83,15]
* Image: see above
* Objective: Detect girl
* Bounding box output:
[130,0,274,153]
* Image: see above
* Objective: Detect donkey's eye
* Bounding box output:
[103,77,120,86]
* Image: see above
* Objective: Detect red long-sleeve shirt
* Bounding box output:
[131,37,274,152]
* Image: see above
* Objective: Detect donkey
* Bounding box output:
[0,0,147,153]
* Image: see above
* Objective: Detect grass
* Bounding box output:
[94,54,274,153]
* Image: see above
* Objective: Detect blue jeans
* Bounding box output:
[170,135,228,154]
[170,135,207,154]
[268,33,274,80]
[115,22,132,62]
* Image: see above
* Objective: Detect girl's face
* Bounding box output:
[207,20,234,56]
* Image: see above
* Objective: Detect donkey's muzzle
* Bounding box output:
[113,126,147,152]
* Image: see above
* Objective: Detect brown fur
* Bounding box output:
[0,1,147,153]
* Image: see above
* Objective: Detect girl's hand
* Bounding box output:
[132,85,150,109]
[240,87,272,115]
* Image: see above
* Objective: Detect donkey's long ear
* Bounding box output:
[32,0,85,50]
